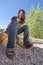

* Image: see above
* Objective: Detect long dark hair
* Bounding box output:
[18,9,26,24]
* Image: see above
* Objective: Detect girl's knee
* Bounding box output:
[24,25,28,29]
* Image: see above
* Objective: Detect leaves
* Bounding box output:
[26,4,43,39]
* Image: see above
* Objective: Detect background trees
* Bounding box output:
[26,4,43,39]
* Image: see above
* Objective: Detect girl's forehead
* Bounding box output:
[19,11,23,13]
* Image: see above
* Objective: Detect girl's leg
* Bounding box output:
[6,21,19,50]
[17,25,33,49]
[17,25,30,44]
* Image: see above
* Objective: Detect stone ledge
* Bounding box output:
[29,37,43,44]
[18,36,43,44]
[0,33,43,47]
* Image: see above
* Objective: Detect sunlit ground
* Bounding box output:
[34,44,43,49]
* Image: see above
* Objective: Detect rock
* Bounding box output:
[0,33,43,65]
[0,43,43,65]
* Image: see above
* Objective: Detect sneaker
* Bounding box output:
[24,43,33,49]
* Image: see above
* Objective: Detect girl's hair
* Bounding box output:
[18,9,26,24]
[18,9,25,15]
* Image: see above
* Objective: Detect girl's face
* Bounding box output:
[18,11,24,19]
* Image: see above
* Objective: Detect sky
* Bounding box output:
[0,0,43,29]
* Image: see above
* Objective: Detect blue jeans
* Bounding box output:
[6,21,30,49]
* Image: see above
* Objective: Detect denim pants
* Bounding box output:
[6,21,30,50]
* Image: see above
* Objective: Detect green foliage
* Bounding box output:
[26,4,43,39]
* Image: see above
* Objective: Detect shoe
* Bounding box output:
[24,43,33,49]
[6,50,15,59]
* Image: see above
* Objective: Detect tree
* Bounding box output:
[26,4,43,39]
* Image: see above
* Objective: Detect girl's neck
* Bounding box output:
[16,17,21,22]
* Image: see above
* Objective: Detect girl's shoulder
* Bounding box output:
[11,16,17,21]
